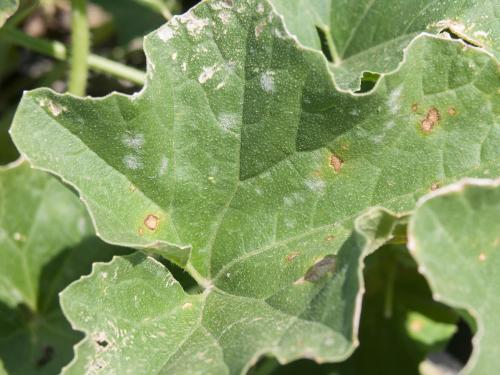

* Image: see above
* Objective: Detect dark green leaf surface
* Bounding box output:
[409,179,500,374]
[330,245,457,375]
[0,161,129,374]
[271,0,500,91]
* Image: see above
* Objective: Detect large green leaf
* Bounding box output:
[61,207,403,374]
[0,0,18,28]
[0,161,129,374]
[409,179,500,374]
[10,0,499,276]
[271,0,500,91]
[8,0,500,372]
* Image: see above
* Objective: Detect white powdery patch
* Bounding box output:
[158,25,175,42]
[218,10,231,24]
[385,120,396,130]
[180,12,210,36]
[473,30,489,38]
[257,3,265,14]
[198,64,219,84]
[260,71,275,93]
[121,133,145,150]
[159,156,169,176]
[171,52,178,60]
[305,178,326,193]
[217,113,239,132]
[210,0,232,10]
[350,108,360,117]
[123,155,143,170]
[387,85,403,114]
[283,196,294,207]
[273,28,285,39]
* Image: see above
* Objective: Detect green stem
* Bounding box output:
[383,258,397,319]
[325,27,341,65]
[68,0,90,96]
[0,28,146,85]
[88,54,148,86]
[134,0,173,19]
[185,263,212,290]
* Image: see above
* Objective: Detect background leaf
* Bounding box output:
[409,179,500,374]
[271,0,500,91]
[0,161,129,374]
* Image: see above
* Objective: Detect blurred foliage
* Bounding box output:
[0,0,199,166]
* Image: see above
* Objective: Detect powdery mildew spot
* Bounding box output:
[159,156,169,176]
[260,71,275,93]
[198,65,219,84]
[305,178,326,192]
[217,113,239,132]
[121,133,144,149]
[158,25,175,42]
[387,85,403,114]
[218,10,231,24]
[257,3,265,14]
[473,30,489,38]
[255,20,266,38]
[123,155,143,170]
[210,0,233,10]
[180,12,210,36]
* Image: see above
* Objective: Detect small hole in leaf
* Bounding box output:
[355,72,380,93]
[96,339,109,348]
